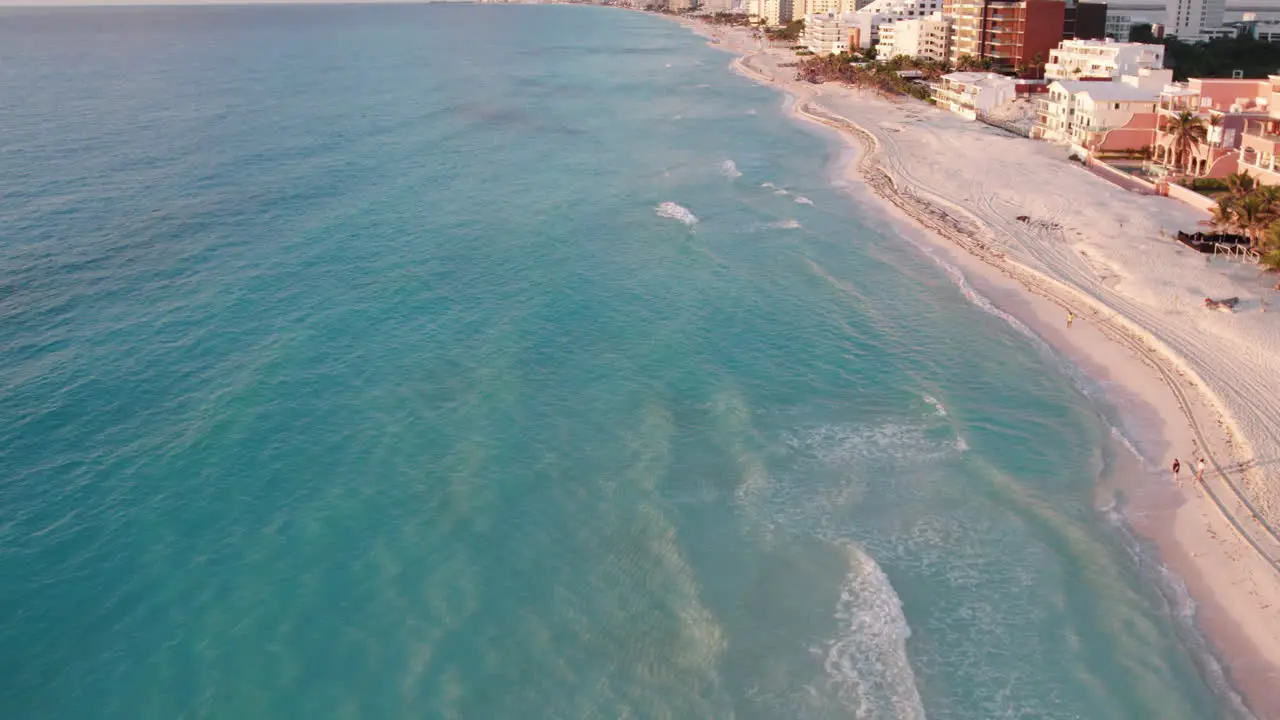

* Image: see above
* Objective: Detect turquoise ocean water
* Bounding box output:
[0,4,1249,718]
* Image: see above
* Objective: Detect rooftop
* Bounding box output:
[942,71,1019,89]
[1056,38,1164,51]
[1052,79,1160,102]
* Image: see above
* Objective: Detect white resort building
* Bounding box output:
[1033,69,1172,152]
[845,0,944,48]
[1043,39,1166,81]
[931,72,1019,120]
[805,12,852,54]
[875,12,953,61]
[803,0,862,14]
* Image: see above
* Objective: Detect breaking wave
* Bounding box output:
[794,196,814,206]
[822,543,927,720]
[922,395,947,417]
[655,201,698,226]
[720,160,742,178]
[767,219,803,230]
[930,253,1050,354]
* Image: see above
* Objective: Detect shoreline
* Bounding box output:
[673,15,1280,718]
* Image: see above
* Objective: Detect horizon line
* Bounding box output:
[0,0,480,7]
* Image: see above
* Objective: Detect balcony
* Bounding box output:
[1239,146,1280,182]
[1158,99,1200,114]
[1243,120,1280,144]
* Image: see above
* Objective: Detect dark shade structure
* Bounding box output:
[1064,0,1108,40]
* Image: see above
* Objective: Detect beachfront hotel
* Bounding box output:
[1236,77,1280,186]
[875,11,954,61]
[1033,69,1169,151]
[1151,77,1270,178]
[943,0,1070,72]
[844,0,945,48]
[1043,38,1164,80]
[931,71,1021,118]
[803,0,864,15]
[806,12,854,53]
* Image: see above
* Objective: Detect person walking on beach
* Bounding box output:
[1067,311,1075,328]
[1172,458,1181,483]
[1197,457,1207,482]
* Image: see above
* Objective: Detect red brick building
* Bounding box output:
[946,0,1067,76]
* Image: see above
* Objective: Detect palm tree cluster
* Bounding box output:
[701,12,753,27]
[795,53,946,99]
[953,54,996,72]
[1211,172,1280,270]
[764,18,805,42]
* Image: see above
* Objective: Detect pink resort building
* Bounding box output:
[1238,76,1280,186]
[1153,77,1271,178]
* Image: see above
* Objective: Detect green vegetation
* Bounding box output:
[795,53,942,99]
[765,18,805,42]
[953,54,996,72]
[1210,174,1280,269]
[1129,25,1280,81]
[1183,177,1229,192]
[701,12,753,27]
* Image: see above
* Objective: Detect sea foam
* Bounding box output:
[655,202,698,226]
[786,422,959,466]
[823,543,927,720]
[794,196,814,206]
[922,394,947,417]
[720,160,742,178]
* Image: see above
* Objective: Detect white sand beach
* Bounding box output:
[678,17,1280,718]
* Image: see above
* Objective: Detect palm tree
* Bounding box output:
[1030,52,1045,79]
[1212,197,1237,232]
[1231,192,1275,249]
[1225,171,1256,198]
[1257,184,1280,207]
[1162,110,1208,175]
[1207,113,1225,146]
[1261,220,1280,270]
[953,54,993,72]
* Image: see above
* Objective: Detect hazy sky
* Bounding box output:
[0,0,453,6]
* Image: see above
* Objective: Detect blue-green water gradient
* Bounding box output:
[0,4,1241,718]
